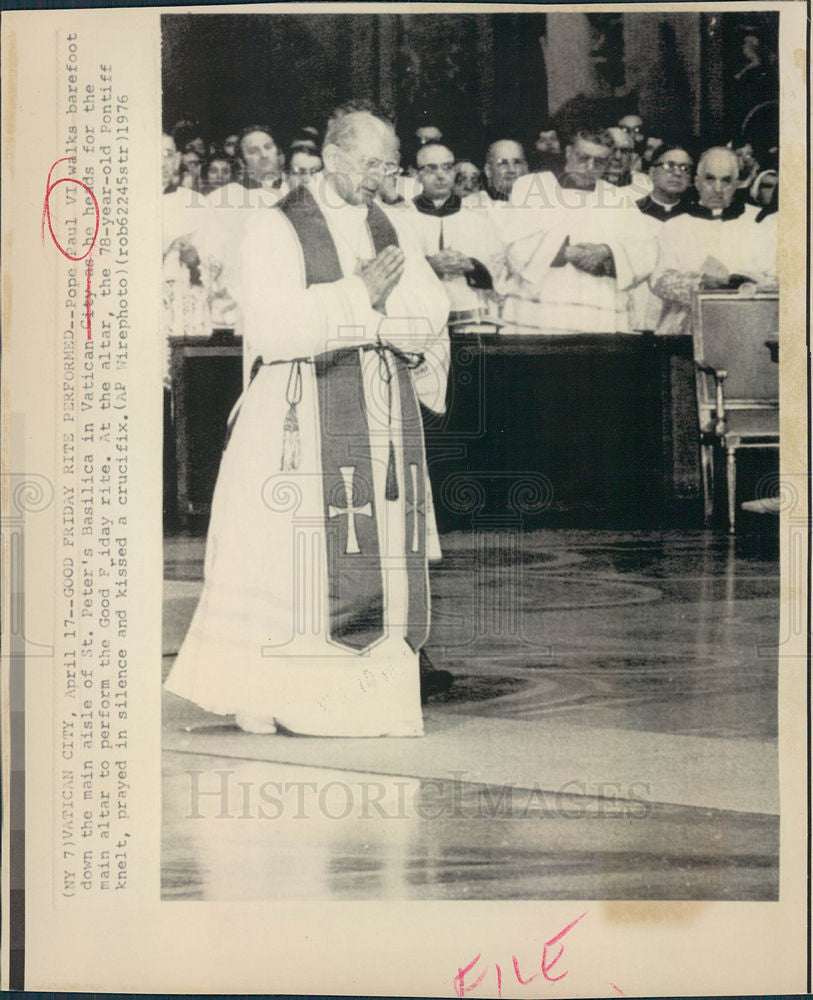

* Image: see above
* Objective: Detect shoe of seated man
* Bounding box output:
[234,712,278,734]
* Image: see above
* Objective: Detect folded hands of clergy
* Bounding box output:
[564,242,616,278]
[356,245,406,312]
[426,248,475,279]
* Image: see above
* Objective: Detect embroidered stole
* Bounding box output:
[278,186,428,654]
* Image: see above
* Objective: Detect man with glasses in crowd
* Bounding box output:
[495,128,658,333]
[629,143,695,331]
[411,141,504,325]
[637,144,695,221]
[165,103,451,737]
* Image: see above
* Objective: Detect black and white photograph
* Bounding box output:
[157,8,785,906]
[2,0,809,992]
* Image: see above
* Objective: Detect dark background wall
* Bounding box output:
[163,10,778,158]
[162,12,548,160]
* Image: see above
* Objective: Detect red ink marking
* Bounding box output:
[610,984,625,995]
[454,912,589,998]
[43,157,100,339]
[512,955,539,987]
[453,954,488,998]
[541,910,587,983]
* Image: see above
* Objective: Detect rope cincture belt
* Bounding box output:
[244,342,429,655]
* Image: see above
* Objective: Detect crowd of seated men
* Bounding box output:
[162,106,778,352]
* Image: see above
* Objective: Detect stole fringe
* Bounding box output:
[385,440,399,500]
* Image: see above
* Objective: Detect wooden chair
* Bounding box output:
[690,290,779,533]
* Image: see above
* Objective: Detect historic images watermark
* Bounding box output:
[183,768,652,821]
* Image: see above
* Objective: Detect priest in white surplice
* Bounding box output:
[650,146,778,335]
[409,141,505,324]
[165,106,450,737]
[494,129,658,333]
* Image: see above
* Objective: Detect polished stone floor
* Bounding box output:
[162,528,779,901]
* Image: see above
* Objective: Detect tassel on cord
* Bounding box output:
[280,361,303,471]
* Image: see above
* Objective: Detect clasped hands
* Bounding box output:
[357,246,405,312]
[564,242,614,276]
[426,248,475,279]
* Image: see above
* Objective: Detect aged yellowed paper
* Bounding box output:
[1,2,809,994]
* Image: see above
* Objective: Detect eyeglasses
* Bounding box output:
[348,156,400,176]
[493,158,526,168]
[291,166,322,176]
[571,152,610,168]
[655,160,692,175]
[418,161,455,175]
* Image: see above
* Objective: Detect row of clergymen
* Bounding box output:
[162,121,778,359]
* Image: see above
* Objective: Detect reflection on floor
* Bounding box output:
[162,529,779,901]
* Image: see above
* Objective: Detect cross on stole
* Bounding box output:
[328,466,373,555]
[407,462,425,553]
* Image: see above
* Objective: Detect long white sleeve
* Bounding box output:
[240,209,382,366]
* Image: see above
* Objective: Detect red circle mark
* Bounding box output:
[44,158,100,339]
[44,176,100,262]
[41,156,75,246]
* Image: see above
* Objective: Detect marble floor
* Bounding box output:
[162,528,779,901]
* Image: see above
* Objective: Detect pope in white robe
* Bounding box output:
[164,110,450,737]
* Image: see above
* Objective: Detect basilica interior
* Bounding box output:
[160,10,784,903]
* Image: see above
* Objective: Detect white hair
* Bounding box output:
[323,106,393,153]
[697,146,739,176]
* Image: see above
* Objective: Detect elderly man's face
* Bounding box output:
[604,127,635,185]
[162,133,179,191]
[289,150,323,189]
[240,130,280,185]
[328,118,398,206]
[417,144,456,201]
[486,141,527,196]
[454,161,482,197]
[696,150,739,210]
[562,136,611,190]
[650,149,693,200]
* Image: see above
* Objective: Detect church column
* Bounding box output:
[700,12,726,127]
[623,13,702,137]
[544,13,603,115]
[475,17,495,134]
[346,16,378,102]
[377,14,399,114]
